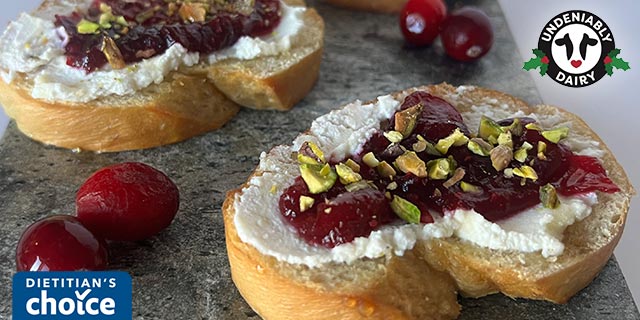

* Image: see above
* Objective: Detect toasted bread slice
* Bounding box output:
[324,0,406,13]
[0,0,324,152]
[222,83,634,319]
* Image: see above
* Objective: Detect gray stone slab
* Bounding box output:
[0,0,637,319]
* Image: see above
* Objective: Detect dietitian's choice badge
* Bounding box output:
[524,10,630,87]
[13,272,132,319]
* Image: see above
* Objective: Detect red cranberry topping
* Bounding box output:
[399,0,447,47]
[16,215,108,271]
[76,162,180,241]
[441,7,494,62]
[55,0,281,73]
[279,91,620,248]
[280,178,396,248]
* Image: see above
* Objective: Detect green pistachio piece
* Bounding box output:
[307,141,326,163]
[416,135,442,156]
[525,123,543,131]
[443,168,465,188]
[345,159,361,173]
[436,128,469,154]
[299,196,315,212]
[336,163,363,185]
[384,131,404,143]
[412,140,427,153]
[490,145,513,171]
[539,183,560,209]
[514,141,533,163]
[77,19,100,34]
[298,154,320,165]
[363,152,380,168]
[394,151,427,178]
[115,16,128,26]
[377,161,396,179]
[345,180,371,192]
[99,12,114,26]
[300,163,337,194]
[460,181,482,193]
[502,118,524,136]
[478,116,504,141]
[427,158,453,180]
[387,181,398,190]
[512,165,538,181]
[537,141,548,160]
[390,195,421,224]
[467,138,492,156]
[395,104,422,137]
[497,131,513,148]
[541,127,569,144]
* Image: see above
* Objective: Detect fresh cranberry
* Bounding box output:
[399,0,447,47]
[441,7,494,62]
[76,162,180,241]
[16,215,108,271]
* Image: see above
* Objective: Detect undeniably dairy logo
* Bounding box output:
[523,10,630,87]
[13,272,132,319]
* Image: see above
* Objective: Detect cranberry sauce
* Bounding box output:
[55,0,281,72]
[279,92,619,248]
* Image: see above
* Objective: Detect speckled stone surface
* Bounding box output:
[0,0,637,319]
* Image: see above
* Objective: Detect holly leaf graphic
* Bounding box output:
[539,63,549,76]
[605,48,631,76]
[533,49,545,58]
[523,57,542,71]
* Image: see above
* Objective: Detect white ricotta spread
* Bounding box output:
[234,89,605,267]
[0,2,305,103]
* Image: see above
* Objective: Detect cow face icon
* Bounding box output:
[551,24,602,74]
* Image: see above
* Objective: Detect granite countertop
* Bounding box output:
[0,0,638,319]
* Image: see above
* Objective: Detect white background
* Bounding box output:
[0,0,638,302]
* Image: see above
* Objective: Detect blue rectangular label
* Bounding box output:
[13,271,132,319]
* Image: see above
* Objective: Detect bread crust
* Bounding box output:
[324,0,406,13]
[222,83,634,319]
[0,0,323,152]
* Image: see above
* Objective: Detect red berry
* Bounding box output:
[16,215,108,271]
[541,56,550,64]
[441,7,494,62]
[400,0,447,47]
[604,56,613,64]
[76,162,180,241]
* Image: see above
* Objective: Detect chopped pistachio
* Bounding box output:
[497,131,513,148]
[460,181,482,193]
[443,168,465,188]
[377,161,396,179]
[299,141,325,164]
[99,12,114,27]
[512,165,538,181]
[77,19,100,34]
[525,123,543,131]
[100,37,125,69]
[416,135,442,156]
[345,180,370,192]
[395,104,422,137]
[335,163,362,185]
[385,191,392,199]
[433,188,442,197]
[436,128,469,154]
[541,127,569,144]
[394,151,427,178]
[362,152,380,168]
[299,163,337,194]
[269,185,277,194]
[539,184,560,209]
[307,141,326,163]
[387,181,398,190]
[298,154,320,165]
[467,138,492,156]
[490,145,513,171]
[179,2,207,22]
[502,118,524,136]
[115,16,128,26]
[345,159,361,173]
[383,131,404,143]
[514,141,533,163]
[390,195,421,224]
[537,141,547,160]
[99,3,112,13]
[503,168,514,178]
[412,140,427,153]
[299,196,315,212]
[324,207,332,214]
[478,116,504,141]
[427,158,453,180]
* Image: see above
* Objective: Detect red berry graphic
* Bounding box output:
[541,56,549,64]
[604,56,613,64]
